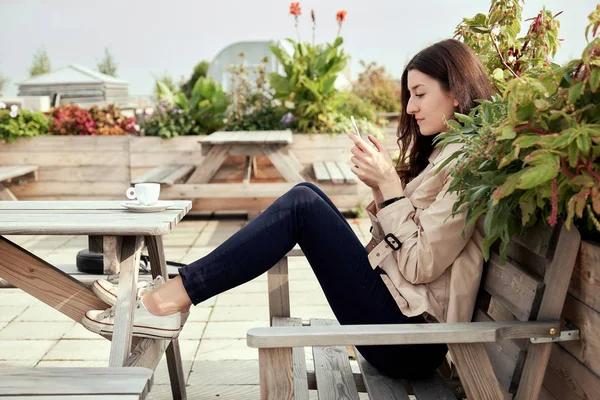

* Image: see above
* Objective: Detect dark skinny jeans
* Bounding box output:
[179,182,447,378]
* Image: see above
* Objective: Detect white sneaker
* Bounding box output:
[92,276,190,327]
[82,299,181,339]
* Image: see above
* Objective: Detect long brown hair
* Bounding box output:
[396,39,493,185]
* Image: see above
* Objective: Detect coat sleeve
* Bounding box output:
[375,172,475,284]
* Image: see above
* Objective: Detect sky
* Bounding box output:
[0,0,597,97]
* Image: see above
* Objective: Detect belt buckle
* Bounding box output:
[384,233,401,251]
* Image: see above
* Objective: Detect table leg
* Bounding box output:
[187,144,231,183]
[0,236,108,321]
[263,145,304,182]
[0,184,17,201]
[108,235,144,367]
[145,235,187,400]
[267,256,291,324]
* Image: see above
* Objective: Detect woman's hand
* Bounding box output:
[348,133,399,189]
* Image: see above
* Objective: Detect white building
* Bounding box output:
[17,64,130,108]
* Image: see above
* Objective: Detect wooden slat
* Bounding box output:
[272,317,309,400]
[39,166,130,182]
[200,130,293,145]
[109,235,144,367]
[0,200,191,211]
[483,253,545,321]
[513,223,556,260]
[542,342,600,400]
[569,241,600,313]
[0,135,130,151]
[474,309,526,393]
[410,370,456,400]
[0,187,17,201]
[0,201,191,236]
[0,367,153,397]
[131,165,179,184]
[268,257,290,321]
[0,152,128,167]
[312,162,331,182]
[335,161,358,183]
[355,349,410,399]
[558,293,600,377]
[515,223,581,400]
[247,321,558,348]
[264,145,304,182]
[448,343,510,400]
[186,145,231,183]
[0,236,109,322]
[258,347,294,400]
[145,235,187,400]
[324,161,345,184]
[311,319,359,400]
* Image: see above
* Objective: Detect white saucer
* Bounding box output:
[121,200,174,213]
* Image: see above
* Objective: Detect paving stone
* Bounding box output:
[0,321,75,340]
[0,340,56,361]
[195,339,258,361]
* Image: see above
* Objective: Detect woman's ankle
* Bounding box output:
[141,292,177,316]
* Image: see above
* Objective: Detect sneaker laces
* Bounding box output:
[98,305,116,319]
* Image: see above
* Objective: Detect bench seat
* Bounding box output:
[0,165,39,201]
[132,165,194,186]
[0,367,153,399]
[313,161,357,184]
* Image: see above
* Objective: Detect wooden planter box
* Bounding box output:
[0,133,398,213]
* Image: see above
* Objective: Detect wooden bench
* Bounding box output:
[0,367,153,399]
[312,161,357,184]
[248,222,582,399]
[0,165,38,201]
[131,165,194,186]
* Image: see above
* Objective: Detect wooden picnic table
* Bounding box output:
[188,130,304,184]
[0,200,192,400]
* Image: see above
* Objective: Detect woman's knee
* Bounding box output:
[294,182,319,192]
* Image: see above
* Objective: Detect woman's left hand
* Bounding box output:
[348,134,398,188]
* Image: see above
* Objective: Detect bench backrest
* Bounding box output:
[472,221,580,397]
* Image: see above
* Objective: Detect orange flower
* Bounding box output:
[336,9,347,23]
[289,2,302,17]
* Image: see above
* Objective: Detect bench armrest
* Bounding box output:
[247,321,558,348]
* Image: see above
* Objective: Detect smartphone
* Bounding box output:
[350,116,368,141]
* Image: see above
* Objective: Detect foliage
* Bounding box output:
[29,47,51,77]
[437,3,600,261]
[0,107,49,143]
[141,99,202,138]
[97,47,118,77]
[455,0,561,93]
[49,104,135,136]
[88,104,138,135]
[152,73,181,101]
[352,60,401,113]
[153,76,230,135]
[180,61,210,99]
[268,3,350,133]
[224,54,287,131]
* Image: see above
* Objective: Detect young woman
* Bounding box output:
[83,38,493,379]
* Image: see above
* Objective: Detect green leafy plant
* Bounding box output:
[455,0,561,93]
[180,61,210,99]
[154,76,230,135]
[224,54,286,131]
[268,3,350,133]
[0,107,49,143]
[141,99,202,138]
[437,3,600,261]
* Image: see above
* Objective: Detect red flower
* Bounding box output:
[289,2,301,17]
[336,10,347,23]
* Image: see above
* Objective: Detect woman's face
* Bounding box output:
[405,69,458,136]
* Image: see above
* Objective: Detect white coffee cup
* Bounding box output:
[126,183,160,206]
